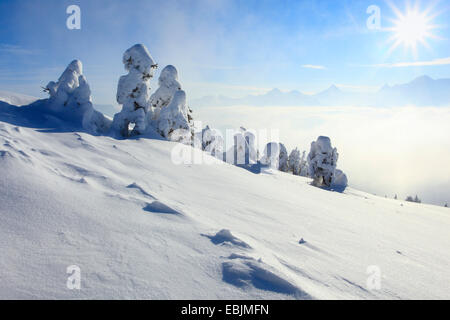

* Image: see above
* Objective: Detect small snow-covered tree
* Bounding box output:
[244,130,258,164]
[157,90,192,144]
[46,60,83,110]
[112,44,157,137]
[226,127,257,165]
[201,125,224,158]
[260,142,280,169]
[149,65,181,122]
[278,143,289,172]
[44,60,110,134]
[288,148,301,175]
[394,194,398,200]
[445,203,448,208]
[307,136,338,187]
[260,142,288,171]
[406,195,421,203]
[232,128,247,165]
[299,150,309,177]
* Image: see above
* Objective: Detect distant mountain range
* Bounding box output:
[190,75,450,107]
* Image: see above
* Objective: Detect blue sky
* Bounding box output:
[0,0,449,104]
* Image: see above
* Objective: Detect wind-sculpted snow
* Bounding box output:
[203,229,251,249]
[0,116,450,299]
[222,254,312,298]
[332,169,348,192]
[143,201,181,215]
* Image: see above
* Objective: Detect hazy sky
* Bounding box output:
[0,0,449,104]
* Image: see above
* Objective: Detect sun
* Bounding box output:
[393,11,431,48]
[386,2,440,57]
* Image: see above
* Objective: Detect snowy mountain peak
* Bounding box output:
[412,75,433,84]
[267,88,282,95]
[325,84,340,93]
[316,85,342,99]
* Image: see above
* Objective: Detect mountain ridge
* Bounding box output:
[191,75,450,107]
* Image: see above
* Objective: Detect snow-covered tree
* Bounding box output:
[157,90,192,144]
[44,60,110,134]
[232,128,247,165]
[405,195,421,203]
[225,127,257,165]
[307,136,338,187]
[288,148,301,175]
[445,203,448,208]
[149,65,181,122]
[260,142,280,169]
[394,194,398,200]
[260,142,288,171]
[244,130,258,164]
[299,150,309,177]
[201,125,224,158]
[112,44,157,137]
[278,143,289,172]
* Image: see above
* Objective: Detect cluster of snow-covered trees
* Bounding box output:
[42,43,347,190]
[44,44,194,144]
[196,125,348,190]
[405,195,422,203]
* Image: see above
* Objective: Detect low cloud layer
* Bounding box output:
[195,105,450,206]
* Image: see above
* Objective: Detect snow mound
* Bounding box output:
[126,182,155,199]
[332,169,348,191]
[203,229,251,249]
[143,201,181,215]
[222,254,311,298]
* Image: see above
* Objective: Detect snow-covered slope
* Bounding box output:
[1,103,449,299]
[0,90,39,106]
